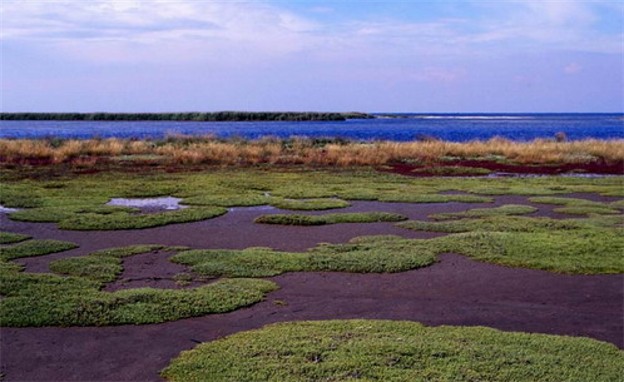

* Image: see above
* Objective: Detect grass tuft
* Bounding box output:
[254,212,407,226]
[430,204,537,220]
[0,239,78,261]
[161,319,624,382]
[0,232,31,245]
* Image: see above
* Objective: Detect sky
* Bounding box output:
[1,0,623,113]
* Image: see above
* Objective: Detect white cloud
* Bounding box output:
[1,0,620,67]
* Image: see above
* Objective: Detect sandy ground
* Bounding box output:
[1,194,622,381]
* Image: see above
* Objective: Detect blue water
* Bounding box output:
[1,113,622,142]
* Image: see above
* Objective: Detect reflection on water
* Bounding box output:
[106,197,186,210]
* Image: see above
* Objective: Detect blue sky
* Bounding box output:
[2,0,622,112]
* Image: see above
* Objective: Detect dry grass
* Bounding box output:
[0,137,622,166]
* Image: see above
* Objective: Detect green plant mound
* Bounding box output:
[430,204,538,220]
[254,212,407,226]
[378,193,493,204]
[0,272,277,326]
[11,205,228,230]
[0,242,276,326]
[0,239,78,261]
[49,244,165,283]
[0,232,31,244]
[269,198,351,211]
[397,214,623,274]
[171,236,437,277]
[554,206,620,215]
[397,215,592,233]
[528,196,621,215]
[161,320,624,382]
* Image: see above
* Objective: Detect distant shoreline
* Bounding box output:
[0,112,373,122]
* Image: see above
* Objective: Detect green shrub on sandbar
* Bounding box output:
[254,212,407,226]
[0,239,78,261]
[0,275,277,327]
[56,206,227,230]
[0,232,31,244]
[171,236,437,277]
[49,244,165,283]
[430,204,537,221]
[161,320,624,382]
[269,198,351,211]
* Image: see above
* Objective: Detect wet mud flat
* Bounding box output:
[0,193,622,381]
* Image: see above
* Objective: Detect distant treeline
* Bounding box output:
[0,112,373,122]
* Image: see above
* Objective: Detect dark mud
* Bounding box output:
[1,194,622,381]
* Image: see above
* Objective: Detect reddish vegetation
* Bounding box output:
[385,159,624,177]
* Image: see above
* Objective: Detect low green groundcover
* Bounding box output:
[161,320,624,382]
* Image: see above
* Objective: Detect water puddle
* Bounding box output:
[0,204,19,213]
[228,205,276,212]
[106,197,187,211]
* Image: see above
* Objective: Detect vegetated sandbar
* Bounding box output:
[0,111,373,121]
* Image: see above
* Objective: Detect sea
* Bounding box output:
[0,113,622,142]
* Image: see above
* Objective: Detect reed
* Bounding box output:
[0,137,622,166]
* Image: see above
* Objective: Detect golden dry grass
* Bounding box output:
[0,137,622,166]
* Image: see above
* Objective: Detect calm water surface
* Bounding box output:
[1,113,622,141]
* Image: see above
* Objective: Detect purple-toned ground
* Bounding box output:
[1,194,622,381]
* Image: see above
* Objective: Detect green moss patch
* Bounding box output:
[0,232,31,244]
[172,236,437,277]
[269,198,351,210]
[0,276,277,327]
[398,213,623,274]
[0,239,78,261]
[56,206,227,230]
[161,320,624,382]
[254,212,407,226]
[528,196,620,215]
[430,204,538,220]
[378,194,493,204]
[49,244,165,283]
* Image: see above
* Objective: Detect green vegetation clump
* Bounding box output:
[378,194,493,204]
[171,235,436,277]
[0,241,277,327]
[11,206,227,230]
[430,204,537,220]
[0,232,31,244]
[0,239,78,261]
[269,198,351,210]
[254,212,407,226]
[49,244,165,283]
[2,168,622,231]
[397,215,588,233]
[435,230,623,274]
[553,206,620,215]
[528,196,621,215]
[161,320,624,382]
[0,276,277,327]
